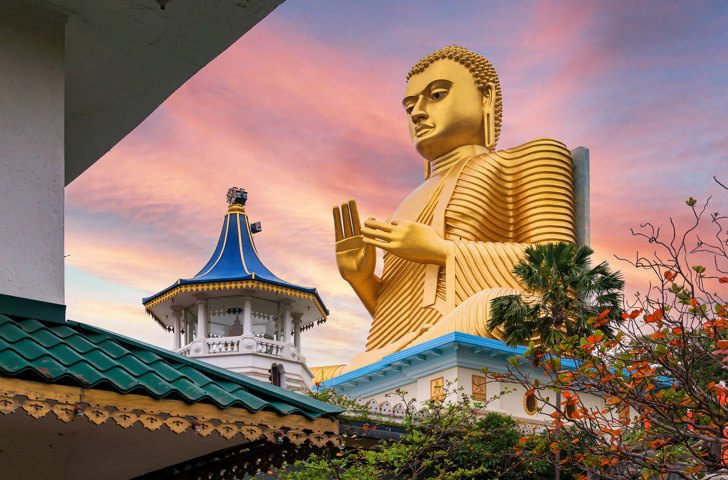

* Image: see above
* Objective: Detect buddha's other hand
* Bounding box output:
[333,200,376,282]
[362,219,447,266]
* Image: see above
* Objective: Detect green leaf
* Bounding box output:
[508,356,518,367]
[686,197,697,206]
[553,357,561,370]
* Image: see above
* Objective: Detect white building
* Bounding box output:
[143,187,328,391]
[321,332,625,427]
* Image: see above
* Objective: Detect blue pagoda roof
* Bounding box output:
[143,203,327,315]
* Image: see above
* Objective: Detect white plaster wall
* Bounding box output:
[456,366,502,410]
[416,366,459,405]
[0,7,65,305]
[362,381,418,408]
[196,352,313,391]
[355,364,608,426]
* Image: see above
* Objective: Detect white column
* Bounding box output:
[195,296,208,340]
[0,8,65,305]
[242,296,252,335]
[171,307,182,349]
[283,308,292,344]
[292,312,303,353]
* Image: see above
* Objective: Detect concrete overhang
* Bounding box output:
[5,0,284,185]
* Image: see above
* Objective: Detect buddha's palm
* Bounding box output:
[336,236,376,281]
[333,199,376,282]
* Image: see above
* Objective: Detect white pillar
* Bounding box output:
[292,312,302,353]
[0,8,65,306]
[195,296,208,340]
[283,308,292,344]
[242,296,252,335]
[172,307,182,349]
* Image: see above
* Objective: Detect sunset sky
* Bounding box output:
[64,1,728,367]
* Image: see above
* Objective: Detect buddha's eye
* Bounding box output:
[404,105,414,115]
[431,90,448,100]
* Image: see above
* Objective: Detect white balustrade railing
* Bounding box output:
[206,336,241,354]
[175,335,288,358]
[255,337,285,356]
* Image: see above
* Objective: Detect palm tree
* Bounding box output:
[488,242,623,480]
[488,242,624,359]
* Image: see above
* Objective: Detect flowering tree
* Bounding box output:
[497,179,728,479]
[271,382,568,480]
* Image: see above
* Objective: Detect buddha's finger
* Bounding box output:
[341,203,353,237]
[348,200,361,235]
[363,219,394,232]
[333,206,344,242]
[361,226,392,241]
[363,237,393,251]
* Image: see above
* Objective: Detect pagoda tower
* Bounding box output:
[143,187,328,390]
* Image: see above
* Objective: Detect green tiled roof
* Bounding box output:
[0,314,342,420]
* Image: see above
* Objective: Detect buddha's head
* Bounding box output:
[404,46,502,163]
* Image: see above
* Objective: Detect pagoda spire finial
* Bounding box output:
[227,187,247,213]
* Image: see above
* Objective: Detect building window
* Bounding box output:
[430,377,444,401]
[472,375,487,402]
[270,364,285,388]
[619,405,630,424]
[523,391,538,415]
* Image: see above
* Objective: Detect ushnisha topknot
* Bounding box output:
[407,45,503,147]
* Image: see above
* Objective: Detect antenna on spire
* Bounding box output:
[226,187,247,207]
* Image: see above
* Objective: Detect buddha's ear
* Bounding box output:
[482,82,496,150]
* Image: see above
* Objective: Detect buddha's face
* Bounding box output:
[403,59,489,161]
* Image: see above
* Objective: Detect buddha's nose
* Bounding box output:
[411,106,427,124]
[410,96,428,123]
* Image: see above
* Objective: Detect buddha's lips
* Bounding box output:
[415,125,434,137]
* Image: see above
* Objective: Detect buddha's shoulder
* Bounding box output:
[469,138,572,168]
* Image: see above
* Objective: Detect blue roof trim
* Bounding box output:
[321,332,580,388]
[143,210,328,314]
[192,213,231,279]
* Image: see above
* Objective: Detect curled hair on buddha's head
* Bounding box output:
[407,45,503,148]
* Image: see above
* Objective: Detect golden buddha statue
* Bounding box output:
[317,46,576,380]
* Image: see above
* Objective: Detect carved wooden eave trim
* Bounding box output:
[144,279,327,331]
[0,377,340,447]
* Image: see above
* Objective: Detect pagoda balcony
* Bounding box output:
[176,334,299,361]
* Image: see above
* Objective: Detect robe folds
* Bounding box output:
[325,138,577,378]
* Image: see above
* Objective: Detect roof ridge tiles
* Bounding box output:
[0,315,342,418]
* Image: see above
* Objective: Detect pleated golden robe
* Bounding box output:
[328,138,577,377]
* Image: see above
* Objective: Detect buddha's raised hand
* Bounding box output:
[361,218,447,266]
[333,200,376,282]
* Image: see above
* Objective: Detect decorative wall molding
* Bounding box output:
[0,377,339,447]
